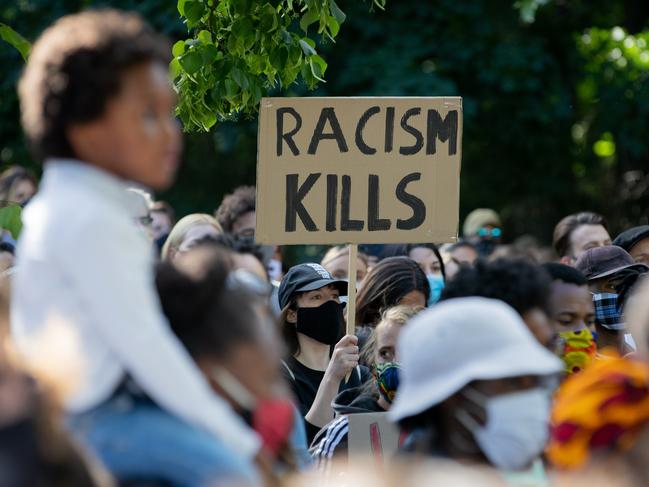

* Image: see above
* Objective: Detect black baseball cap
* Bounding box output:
[613,225,649,254]
[278,263,348,309]
[575,245,648,281]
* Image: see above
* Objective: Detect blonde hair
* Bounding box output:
[160,213,223,260]
[380,305,423,328]
[360,305,423,366]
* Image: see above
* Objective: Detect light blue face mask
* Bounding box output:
[426,274,445,306]
[339,278,358,304]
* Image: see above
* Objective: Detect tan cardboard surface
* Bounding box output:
[348,412,401,460]
[256,97,462,245]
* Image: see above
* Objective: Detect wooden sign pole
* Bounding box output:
[345,243,358,383]
[346,243,358,336]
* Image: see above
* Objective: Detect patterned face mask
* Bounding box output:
[374,362,401,404]
[592,293,625,331]
[558,328,597,375]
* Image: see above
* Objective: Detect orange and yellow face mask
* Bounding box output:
[558,328,597,375]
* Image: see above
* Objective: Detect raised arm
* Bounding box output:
[304,334,358,428]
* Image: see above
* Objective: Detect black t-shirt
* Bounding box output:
[282,356,370,443]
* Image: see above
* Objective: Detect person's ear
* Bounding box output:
[66,121,107,163]
[559,255,574,266]
[167,246,178,261]
[287,308,297,324]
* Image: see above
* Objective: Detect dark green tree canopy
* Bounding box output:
[2,0,649,243]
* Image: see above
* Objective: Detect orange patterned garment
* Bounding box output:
[547,354,649,468]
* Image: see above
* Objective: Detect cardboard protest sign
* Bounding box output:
[255,97,462,245]
[348,412,402,461]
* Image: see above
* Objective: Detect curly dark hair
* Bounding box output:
[214,186,257,234]
[19,10,170,162]
[440,258,551,316]
[541,262,588,286]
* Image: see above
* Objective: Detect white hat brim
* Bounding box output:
[389,343,562,422]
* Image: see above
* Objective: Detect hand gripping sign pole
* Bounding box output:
[345,243,358,383]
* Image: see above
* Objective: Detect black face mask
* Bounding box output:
[296,300,345,345]
[475,239,497,257]
[155,233,169,252]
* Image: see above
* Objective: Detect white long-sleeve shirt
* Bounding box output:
[11,159,260,458]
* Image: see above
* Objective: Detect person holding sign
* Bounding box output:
[278,263,368,443]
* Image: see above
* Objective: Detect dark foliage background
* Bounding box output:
[3,0,649,243]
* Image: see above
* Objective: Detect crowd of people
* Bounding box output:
[4,7,649,487]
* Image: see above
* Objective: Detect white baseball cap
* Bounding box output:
[389,297,562,422]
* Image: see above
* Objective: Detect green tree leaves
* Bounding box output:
[0,204,22,240]
[173,0,382,131]
[184,1,206,25]
[0,23,31,61]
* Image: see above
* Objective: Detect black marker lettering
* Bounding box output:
[340,175,364,231]
[399,108,424,155]
[384,106,395,153]
[307,107,349,155]
[426,109,458,156]
[276,107,302,156]
[285,173,320,232]
[395,172,426,230]
[367,174,391,231]
[355,106,380,155]
[326,174,337,232]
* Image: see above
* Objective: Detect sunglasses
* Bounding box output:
[478,227,502,238]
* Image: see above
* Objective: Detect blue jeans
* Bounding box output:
[288,405,311,471]
[67,392,259,487]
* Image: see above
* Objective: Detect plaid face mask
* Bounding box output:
[592,293,625,331]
